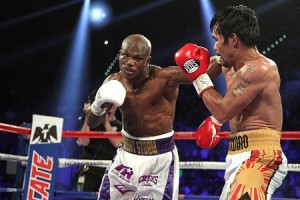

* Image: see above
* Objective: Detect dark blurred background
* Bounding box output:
[0,0,299,199]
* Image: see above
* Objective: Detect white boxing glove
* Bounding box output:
[91,80,126,116]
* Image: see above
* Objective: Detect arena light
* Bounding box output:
[256,0,289,14]
[100,1,174,77]
[262,34,287,55]
[55,0,91,130]
[54,0,92,192]
[112,0,173,23]
[104,53,119,77]
[0,1,84,66]
[198,0,227,99]
[89,1,111,28]
[198,0,215,53]
[0,0,82,29]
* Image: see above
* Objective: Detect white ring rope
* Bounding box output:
[1,152,300,172]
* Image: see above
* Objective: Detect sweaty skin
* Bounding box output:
[204,6,287,200]
[87,34,190,137]
[204,30,282,132]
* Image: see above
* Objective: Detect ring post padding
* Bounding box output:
[22,115,63,200]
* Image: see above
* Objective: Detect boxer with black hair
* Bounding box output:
[175,5,288,200]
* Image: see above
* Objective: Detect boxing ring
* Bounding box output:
[0,121,299,200]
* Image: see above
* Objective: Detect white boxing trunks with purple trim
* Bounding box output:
[97,130,179,200]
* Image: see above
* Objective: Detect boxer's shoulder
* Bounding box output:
[151,65,182,77]
[108,72,122,80]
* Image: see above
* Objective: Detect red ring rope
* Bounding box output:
[0,122,299,140]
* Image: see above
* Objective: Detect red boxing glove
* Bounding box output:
[195,116,222,149]
[174,43,214,96]
[174,43,210,80]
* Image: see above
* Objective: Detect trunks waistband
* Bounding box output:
[228,129,282,155]
[122,134,175,156]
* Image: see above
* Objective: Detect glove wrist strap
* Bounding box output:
[210,116,222,126]
[193,73,214,97]
[91,104,106,116]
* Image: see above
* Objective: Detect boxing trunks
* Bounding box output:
[97,130,179,200]
[220,129,288,200]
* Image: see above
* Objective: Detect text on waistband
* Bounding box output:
[229,135,249,151]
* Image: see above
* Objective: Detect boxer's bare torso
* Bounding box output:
[87,34,190,137]
[111,65,189,137]
[222,55,283,132]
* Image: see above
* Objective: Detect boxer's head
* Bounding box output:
[119,34,152,80]
[210,5,260,48]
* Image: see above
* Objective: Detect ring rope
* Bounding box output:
[1,152,299,172]
[0,189,297,200]
[0,122,300,140]
[0,123,299,199]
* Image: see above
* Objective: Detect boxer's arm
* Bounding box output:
[154,65,192,88]
[202,62,270,122]
[87,75,126,128]
[91,80,126,116]
[175,43,214,96]
[196,116,222,149]
[168,66,193,85]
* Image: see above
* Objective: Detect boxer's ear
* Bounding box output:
[230,33,239,48]
[146,56,152,66]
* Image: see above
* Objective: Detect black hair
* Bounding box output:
[210,5,260,48]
